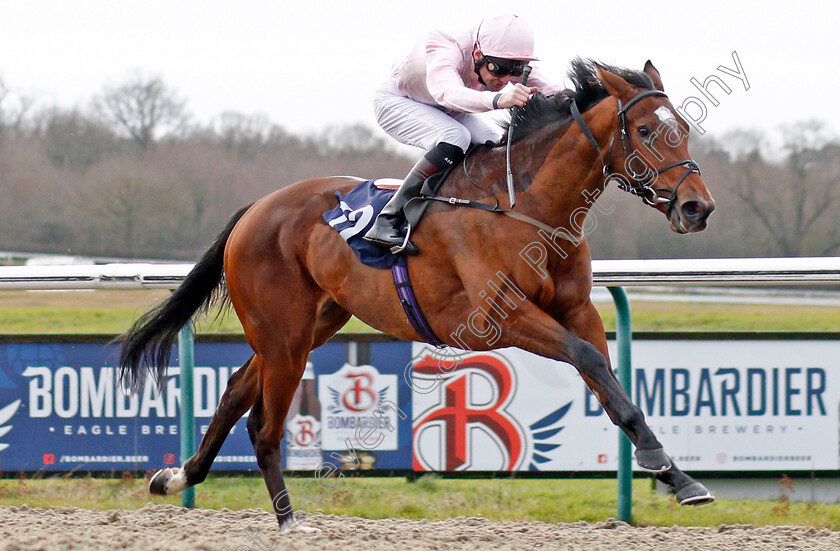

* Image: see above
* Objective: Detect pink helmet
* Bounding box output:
[475,13,539,61]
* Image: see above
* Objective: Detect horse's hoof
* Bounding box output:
[149,468,175,495]
[285,524,320,534]
[677,482,715,506]
[634,447,672,473]
[279,515,318,533]
[149,467,187,496]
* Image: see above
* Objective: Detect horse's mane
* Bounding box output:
[500,58,655,144]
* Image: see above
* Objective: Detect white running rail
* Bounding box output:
[0,258,839,290]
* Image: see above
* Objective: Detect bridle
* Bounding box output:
[569,89,700,217]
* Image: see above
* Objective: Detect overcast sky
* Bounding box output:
[2,0,838,153]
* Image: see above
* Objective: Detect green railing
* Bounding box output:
[608,287,633,522]
[178,323,196,509]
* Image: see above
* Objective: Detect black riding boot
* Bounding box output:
[364,142,463,254]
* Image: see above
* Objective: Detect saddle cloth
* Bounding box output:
[321,179,405,269]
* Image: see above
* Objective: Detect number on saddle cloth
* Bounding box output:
[322,180,407,269]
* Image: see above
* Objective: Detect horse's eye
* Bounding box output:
[638,125,651,138]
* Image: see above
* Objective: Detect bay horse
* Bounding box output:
[118,59,716,530]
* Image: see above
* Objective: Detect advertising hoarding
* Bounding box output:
[0,336,836,473]
[411,340,840,472]
[0,341,346,472]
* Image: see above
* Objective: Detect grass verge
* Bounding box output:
[0,290,839,334]
[1,475,838,529]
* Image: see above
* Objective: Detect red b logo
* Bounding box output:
[294,419,315,447]
[342,372,377,412]
[163,453,176,465]
[43,453,55,465]
[413,354,524,471]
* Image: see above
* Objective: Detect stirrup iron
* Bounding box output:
[389,223,418,255]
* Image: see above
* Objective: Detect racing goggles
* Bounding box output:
[484,56,528,77]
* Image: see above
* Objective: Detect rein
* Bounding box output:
[413,88,700,242]
[506,65,532,208]
[420,193,559,235]
[570,89,700,217]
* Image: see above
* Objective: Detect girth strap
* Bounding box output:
[391,262,444,346]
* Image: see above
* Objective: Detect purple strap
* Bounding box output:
[391,264,444,346]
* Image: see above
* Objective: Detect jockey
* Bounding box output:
[364,13,565,253]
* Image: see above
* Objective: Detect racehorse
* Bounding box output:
[118,59,716,530]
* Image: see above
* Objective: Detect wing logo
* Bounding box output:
[326,371,389,414]
[526,401,570,471]
[0,399,22,452]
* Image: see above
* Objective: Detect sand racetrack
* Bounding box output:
[1,504,839,550]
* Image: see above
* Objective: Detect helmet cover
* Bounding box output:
[475,13,539,61]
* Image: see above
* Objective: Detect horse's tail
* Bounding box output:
[117,203,253,392]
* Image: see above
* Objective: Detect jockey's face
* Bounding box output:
[473,48,513,91]
[478,65,512,91]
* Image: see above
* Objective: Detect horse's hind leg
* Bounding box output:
[149,356,258,496]
[148,300,350,497]
[312,299,352,347]
[246,351,313,531]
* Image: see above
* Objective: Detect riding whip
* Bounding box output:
[506,65,532,208]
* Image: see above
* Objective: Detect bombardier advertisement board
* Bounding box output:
[410,339,840,472]
[0,337,837,472]
[0,341,346,472]
[0,341,256,472]
[410,346,580,472]
[616,340,839,471]
[0,339,412,472]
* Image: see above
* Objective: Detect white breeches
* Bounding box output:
[373,80,505,152]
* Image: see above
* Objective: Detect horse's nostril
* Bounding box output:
[681,201,702,219]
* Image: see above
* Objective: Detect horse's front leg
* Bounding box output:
[562,301,668,467]
[564,300,713,505]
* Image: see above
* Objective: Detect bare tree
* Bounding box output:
[74,158,195,257]
[214,111,271,159]
[37,107,122,170]
[725,123,840,256]
[0,76,36,139]
[93,72,189,151]
[313,123,391,156]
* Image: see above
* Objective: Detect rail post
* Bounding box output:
[608,286,633,523]
[178,321,196,508]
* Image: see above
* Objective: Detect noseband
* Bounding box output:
[569,89,700,217]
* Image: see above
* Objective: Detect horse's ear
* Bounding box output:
[644,60,665,91]
[595,63,634,99]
